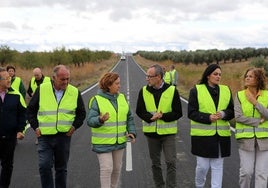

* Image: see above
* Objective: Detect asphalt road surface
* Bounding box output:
[10,56,242,188]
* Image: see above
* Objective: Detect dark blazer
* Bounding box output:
[188,84,234,158]
[136,82,183,138]
[0,88,26,137]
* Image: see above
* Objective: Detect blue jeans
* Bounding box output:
[147,135,177,188]
[38,134,71,188]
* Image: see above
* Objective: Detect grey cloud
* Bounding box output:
[2,0,268,25]
[0,21,17,29]
[22,23,33,30]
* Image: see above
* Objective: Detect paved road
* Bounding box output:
[10,56,241,188]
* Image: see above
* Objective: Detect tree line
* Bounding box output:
[135,47,268,65]
[0,45,113,69]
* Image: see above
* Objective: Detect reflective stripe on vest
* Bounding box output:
[90,94,128,144]
[142,85,178,135]
[31,76,51,93]
[235,90,268,139]
[190,84,231,136]
[37,82,78,135]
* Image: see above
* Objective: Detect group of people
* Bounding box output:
[188,64,268,188]
[0,62,267,188]
[163,64,178,86]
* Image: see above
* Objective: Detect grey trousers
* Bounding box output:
[238,148,268,188]
[146,135,177,188]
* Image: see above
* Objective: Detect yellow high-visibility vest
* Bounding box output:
[9,89,26,108]
[190,84,231,136]
[235,90,268,139]
[37,82,78,135]
[11,77,21,91]
[30,76,51,93]
[163,71,172,84]
[90,94,128,144]
[142,85,178,135]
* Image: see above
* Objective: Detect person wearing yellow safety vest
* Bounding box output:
[234,68,268,188]
[0,67,26,187]
[87,72,136,188]
[188,64,234,188]
[27,67,51,97]
[170,64,178,86]
[6,65,26,99]
[136,64,182,188]
[163,66,172,85]
[27,65,86,188]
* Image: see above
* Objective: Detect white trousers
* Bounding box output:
[195,156,224,188]
[239,148,268,188]
[97,149,124,188]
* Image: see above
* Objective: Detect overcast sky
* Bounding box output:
[1,0,268,53]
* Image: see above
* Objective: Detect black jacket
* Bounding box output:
[0,88,26,137]
[188,84,234,158]
[136,82,183,138]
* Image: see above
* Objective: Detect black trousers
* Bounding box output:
[0,137,16,188]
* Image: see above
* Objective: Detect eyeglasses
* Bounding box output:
[0,77,11,81]
[146,75,158,79]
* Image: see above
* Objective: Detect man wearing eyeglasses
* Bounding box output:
[0,67,26,187]
[136,64,183,188]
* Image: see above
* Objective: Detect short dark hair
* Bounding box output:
[6,65,15,72]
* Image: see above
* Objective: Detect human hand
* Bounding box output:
[210,114,219,122]
[126,133,136,143]
[17,132,25,140]
[150,111,163,121]
[215,111,223,120]
[35,128,41,137]
[99,112,109,123]
[260,117,265,124]
[66,126,75,136]
[246,91,257,105]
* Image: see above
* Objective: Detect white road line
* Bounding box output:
[125,58,133,171]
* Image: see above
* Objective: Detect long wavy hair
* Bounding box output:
[243,67,266,90]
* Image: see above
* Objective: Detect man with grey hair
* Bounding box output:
[136,64,182,188]
[27,65,86,188]
[0,67,26,187]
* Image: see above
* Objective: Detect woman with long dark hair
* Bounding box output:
[188,64,234,188]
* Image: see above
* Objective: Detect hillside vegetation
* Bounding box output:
[133,55,256,99]
[3,52,266,102]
